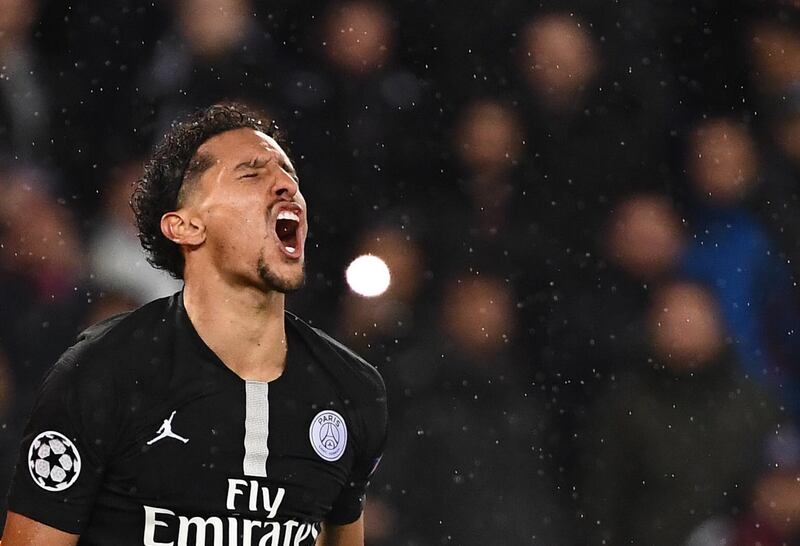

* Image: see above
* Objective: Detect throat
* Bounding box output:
[224,345,287,382]
[182,284,289,382]
[209,323,288,382]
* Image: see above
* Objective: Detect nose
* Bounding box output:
[273,170,298,200]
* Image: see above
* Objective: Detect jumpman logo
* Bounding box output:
[146,411,189,445]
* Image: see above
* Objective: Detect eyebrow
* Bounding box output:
[233,156,270,171]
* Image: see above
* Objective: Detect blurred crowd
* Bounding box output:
[1,0,800,544]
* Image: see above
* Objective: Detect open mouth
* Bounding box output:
[275,209,302,257]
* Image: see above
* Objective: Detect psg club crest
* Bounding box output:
[309,410,347,462]
[27,430,81,492]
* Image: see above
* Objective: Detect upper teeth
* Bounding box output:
[277,210,300,222]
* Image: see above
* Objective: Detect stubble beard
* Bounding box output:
[256,256,305,293]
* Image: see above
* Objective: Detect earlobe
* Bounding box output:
[160,211,206,246]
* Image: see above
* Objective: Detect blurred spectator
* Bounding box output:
[441,98,559,415]
[338,226,426,349]
[372,273,569,545]
[748,19,800,96]
[321,1,393,76]
[685,118,758,205]
[279,0,439,323]
[0,0,50,161]
[24,1,168,205]
[335,223,437,408]
[513,11,666,283]
[679,117,800,410]
[0,169,89,386]
[539,193,686,487]
[548,192,685,373]
[518,14,599,113]
[684,427,800,546]
[737,471,800,545]
[88,159,183,303]
[441,98,530,271]
[139,0,279,141]
[731,428,800,546]
[440,276,515,358]
[0,169,84,303]
[606,193,685,282]
[748,18,800,283]
[754,93,800,287]
[306,0,434,213]
[582,281,780,546]
[454,99,523,179]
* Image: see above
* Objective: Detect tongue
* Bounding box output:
[278,234,296,251]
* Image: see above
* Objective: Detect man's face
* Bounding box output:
[183,128,307,292]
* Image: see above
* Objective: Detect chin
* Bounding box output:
[257,258,305,293]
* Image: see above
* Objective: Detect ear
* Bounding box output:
[160,210,206,247]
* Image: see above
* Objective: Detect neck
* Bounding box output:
[183,273,287,382]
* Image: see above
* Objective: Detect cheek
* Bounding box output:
[205,208,270,256]
[208,201,266,230]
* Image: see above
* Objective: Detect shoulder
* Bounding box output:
[286,311,386,402]
[77,294,177,348]
[46,294,179,388]
[286,312,388,458]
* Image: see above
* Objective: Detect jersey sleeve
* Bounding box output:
[6,345,121,534]
[325,370,389,525]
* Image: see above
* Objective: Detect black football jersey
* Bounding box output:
[7,292,388,546]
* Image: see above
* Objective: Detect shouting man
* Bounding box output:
[2,103,388,546]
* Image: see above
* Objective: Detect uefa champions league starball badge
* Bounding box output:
[309,410,347,462]
[28,430,82,491]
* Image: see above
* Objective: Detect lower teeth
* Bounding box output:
[285,246,296,253]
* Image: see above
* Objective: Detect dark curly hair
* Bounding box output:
[131,103,275,279]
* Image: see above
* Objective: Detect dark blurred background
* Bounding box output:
[1,0,800,544]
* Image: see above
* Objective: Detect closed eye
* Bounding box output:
[239,172,258,179]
